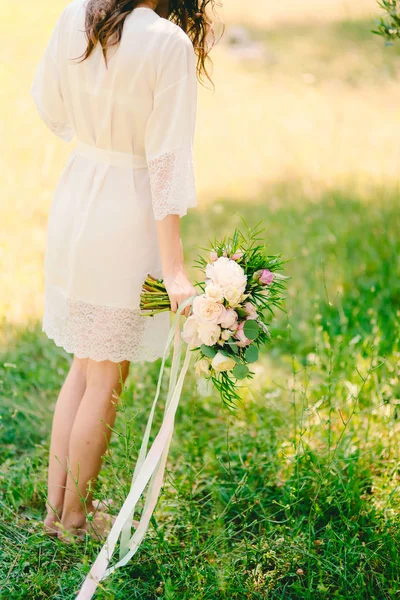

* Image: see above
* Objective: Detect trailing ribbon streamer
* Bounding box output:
[75,295,196,600]
[118,308,183,560]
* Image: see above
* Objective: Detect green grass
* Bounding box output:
[1,183,399,599]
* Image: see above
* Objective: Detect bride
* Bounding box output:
[31,0,217,540]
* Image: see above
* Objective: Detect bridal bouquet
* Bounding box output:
[140,222,288,407]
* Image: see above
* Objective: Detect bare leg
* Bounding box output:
[44,356,88,534]
[59,358,130,538]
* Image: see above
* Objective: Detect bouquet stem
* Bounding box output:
[140,275,171,315]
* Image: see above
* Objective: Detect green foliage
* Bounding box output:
[244,345,258,363]
[373,0,400,42]
[200,344,216,359]
[243,320,259,341]
[232,364,249,380]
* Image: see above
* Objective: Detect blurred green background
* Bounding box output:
[1,1,400,598]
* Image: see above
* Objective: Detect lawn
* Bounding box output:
[1,1,400,599]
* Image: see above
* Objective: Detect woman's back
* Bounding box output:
[31,0,198,363]
[46,1,196,156]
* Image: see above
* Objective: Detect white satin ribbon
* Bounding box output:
[75,296,195,600]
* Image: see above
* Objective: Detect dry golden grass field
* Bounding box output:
[1,0,398,326]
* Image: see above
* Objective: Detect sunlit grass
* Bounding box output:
[1,189,399,598]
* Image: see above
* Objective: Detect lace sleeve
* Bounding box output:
[148,145,196,220]
[30,10,74,142]
[145,30,197,220]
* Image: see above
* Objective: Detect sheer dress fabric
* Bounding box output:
[31,0,197,363]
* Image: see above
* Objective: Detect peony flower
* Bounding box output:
[223,285,243,308]
[209,251,219,262]
[259,269,274,285]
[235,321,252,347]
[205,282,224,304]
[219,307,238,329]
[205,256,247,294]
[182,315,202,348]
[195,357,211,377]
[211,352,236,372]
[193,294,225,324]
[245,301,258,320]
[198,322,221,346]
[231,250,244,261]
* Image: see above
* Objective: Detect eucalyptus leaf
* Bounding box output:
[201,345,216,359]
[245,345,259,363]
[233,364,249,380]
[243,319,259,340]
[218,348,230,357]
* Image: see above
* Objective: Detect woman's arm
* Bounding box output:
[145,30,199,317]
[30,8,74,141]
[155,215,196,317]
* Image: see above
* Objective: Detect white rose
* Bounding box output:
[223,285,243,308]
[181,315,202,348]
[195,358,211,377]
[220,307,238,329]
[205,283,224,304]
[193,294,225,324]
[211,352,236,372]
[198,322,221,346]
[205,257,247,294]
[221,329,233,341]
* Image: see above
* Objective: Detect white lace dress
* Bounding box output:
[31,1,197,363]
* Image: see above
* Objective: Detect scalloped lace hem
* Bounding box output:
[42,327,164,363]
[42,285,169,363]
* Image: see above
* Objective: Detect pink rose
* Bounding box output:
[193,294,225,324]
[244,301,257,320]
[231,250,244,261]
[219,307,238,329]
[210,251,218,262]
[235,321,252,347]
[259,269,274,285]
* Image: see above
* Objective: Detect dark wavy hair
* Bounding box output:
[78,0,223,84]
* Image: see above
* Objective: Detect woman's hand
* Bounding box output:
[163,267,197,317]
[154,214,196,316]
